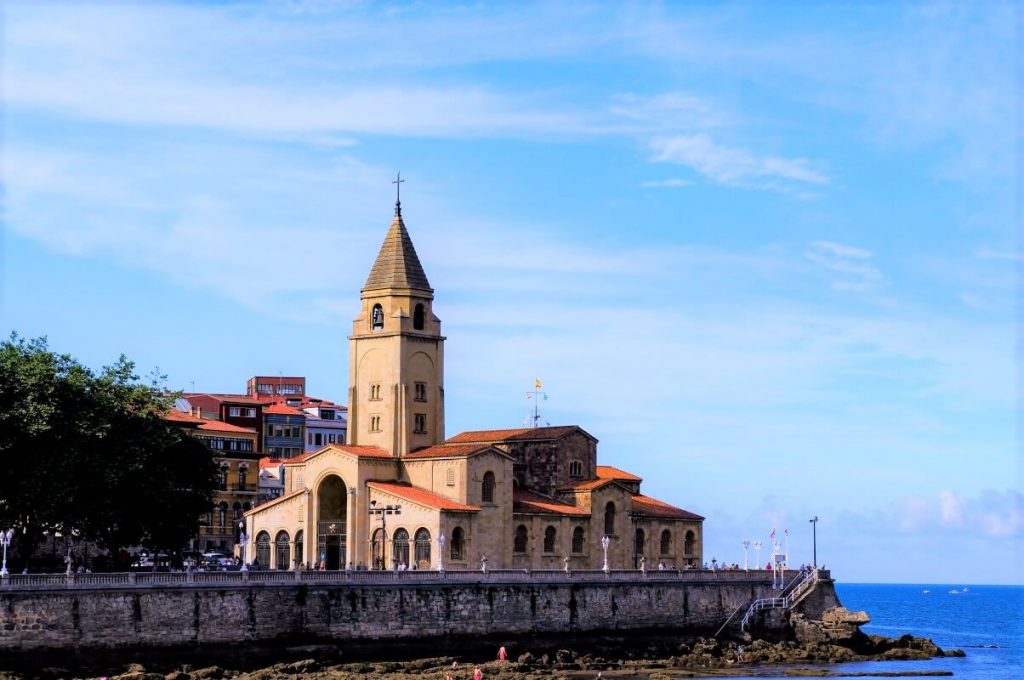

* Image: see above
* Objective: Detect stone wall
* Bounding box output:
[0,574,840,654]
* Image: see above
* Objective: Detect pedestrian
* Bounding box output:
[498,646,507,663]
[473,667,483,680]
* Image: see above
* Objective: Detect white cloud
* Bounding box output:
[640,178,692,188]
[805,240,884,292]
[650,134,828,190]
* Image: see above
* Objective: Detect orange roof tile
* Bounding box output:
[559,478,620,492]
[259,457,285,469]
[630,494,704,521]
[447,425,587,444]
[402,443,496,459]
[513,489,589,516]
[596,465,642,482]
[332,445,393,459]
[263,403,306,416]
[367,482,479,512]
[163,409,205,425]
[183,393,263,405]
[196,420,257,434]
[282,455,309,465]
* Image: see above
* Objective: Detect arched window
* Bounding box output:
[371,303,384,330]
[634,528,645,564]
[294,530,304,567]
[572,526,585,553]
[219,502,228,527]
[232,502,242,521]
[660,529,671,555]
[371,529,385,570]
[393,528,410,568]
[684,530,695,555]
[513,525,528,553]
[482,471,496,503]
[220,466,229,491]
[414,528,431,567]
[604,502,616,535]
[543,526,556,553]
[450,527,465,561]
[569,460,583,478]
[255,531,271,567]
[238,466,248,490]
[275,531,290,570]
[413,303,425,330]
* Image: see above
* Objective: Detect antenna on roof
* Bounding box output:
[525,379,548,428]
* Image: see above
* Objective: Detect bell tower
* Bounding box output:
[348,192,445,455]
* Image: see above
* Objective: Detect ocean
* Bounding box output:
[713,582,1023,679]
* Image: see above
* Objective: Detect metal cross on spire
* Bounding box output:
[393,172,405,214]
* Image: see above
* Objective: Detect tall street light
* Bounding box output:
[753,540,762,568]
[436,533,446,572]
[368,500,401,569]
[809,516,819,568]
[0,528,14,577]
[742,539,750,571]
[601,535,611,573]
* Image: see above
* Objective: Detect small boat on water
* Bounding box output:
[949,589,960,594]
[922,589,930,594]
[962,586,969,592]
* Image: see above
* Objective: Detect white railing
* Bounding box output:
[0,567,824,591]
[739,568,821,632]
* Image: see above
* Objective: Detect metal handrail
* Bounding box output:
[739,568,820,632]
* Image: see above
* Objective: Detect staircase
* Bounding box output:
[738,568,820,633]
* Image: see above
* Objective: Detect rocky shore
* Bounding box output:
[1,631,964,680]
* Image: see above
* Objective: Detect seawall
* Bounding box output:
[0,569,838,655]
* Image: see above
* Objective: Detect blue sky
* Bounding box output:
[2,1,1019,584]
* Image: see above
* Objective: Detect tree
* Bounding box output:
[0,334,219,568]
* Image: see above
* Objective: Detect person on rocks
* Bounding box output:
[473,666,483,680]
[498,646,507,663]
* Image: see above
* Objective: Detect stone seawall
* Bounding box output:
[0,572,840,654]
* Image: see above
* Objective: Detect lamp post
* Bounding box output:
[64,538,73,577]
[238,520,248,572]
[437,533,446,572]
[753,540,762,568]
[480,554,488,573]
[368,500,401,569]
[742,539,750,571]
[601,535,611,573]
[809,516,818,569]
[0,529,14,577]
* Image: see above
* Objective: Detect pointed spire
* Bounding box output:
[363,207,432,293]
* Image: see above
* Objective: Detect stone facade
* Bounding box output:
[245,201,704,573]
[0,574,840,653]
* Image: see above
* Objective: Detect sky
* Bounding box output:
[2,1,1020,585]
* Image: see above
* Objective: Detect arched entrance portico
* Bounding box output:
[317,475,348,570]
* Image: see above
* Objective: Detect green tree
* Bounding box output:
[0,334,219,568]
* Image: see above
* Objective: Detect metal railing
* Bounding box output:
[0,567,825,591]
[739,568,820,632]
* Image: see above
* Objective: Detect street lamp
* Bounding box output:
[601,535,611,573]
[437,533,446,572]
[238,520,248,572]
[809,516,819,568]
[753,539,762,568]
[64,538,74,577]
[368,500,401,569]
[0,529,14,577]
[742,539,750,571]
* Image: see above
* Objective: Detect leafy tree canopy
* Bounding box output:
[0,334,219,562]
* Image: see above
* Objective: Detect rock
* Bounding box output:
[127,664,147,674]
[555,649,574,663]
[191,667,224,680]
[945,649,966,657]
[516,652,534,665]
[282,659,317,674]
[166,672,189,680]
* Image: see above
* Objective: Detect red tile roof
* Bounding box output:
[332,445,393,459]
[513,489,589,516]
[558,478,620,492]
[163,409,205,425]
[263,403,306,416]
[196,420,257,435]
[259,457,285,469]
[630,494,704,521]
[446,425,590,444]
[596,465,642,482]
[367,482,479,512]
[402,443,496,459]
[183,393,263,405]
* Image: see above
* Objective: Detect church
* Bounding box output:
[243,198,704,572]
